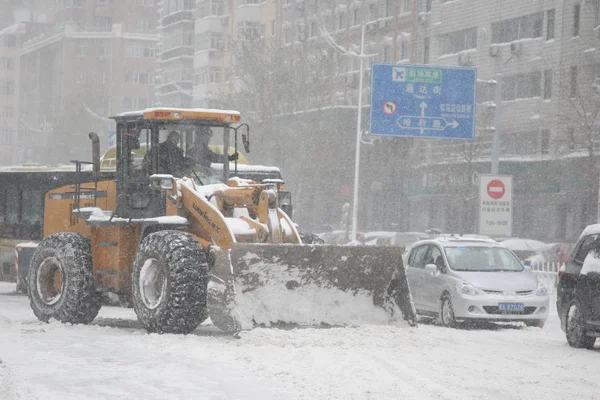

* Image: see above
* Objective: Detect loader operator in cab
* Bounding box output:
[188,126,239,168]
[156,130,187,176]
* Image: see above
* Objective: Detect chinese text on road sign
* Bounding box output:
[479,175,513,236]
[370,64,476,140]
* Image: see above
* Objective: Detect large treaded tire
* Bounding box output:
[132,230,209,334]
[28,233,101,324]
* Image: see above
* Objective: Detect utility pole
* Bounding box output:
[319,21,375,241]
[350,23,367,242]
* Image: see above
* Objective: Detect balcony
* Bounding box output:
[162,10,194,28]
[236,4,261,22]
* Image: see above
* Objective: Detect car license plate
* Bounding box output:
[498,303,524,312]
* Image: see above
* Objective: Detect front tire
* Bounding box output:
[565,299,596,349]
[439,295,457,328]
[28,233,101,324]
[132,231,209,334]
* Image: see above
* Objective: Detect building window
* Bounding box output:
[125,70,155,84]
[64,0,84,8]
[353,8,359,25]
[383,46,390,62]
[423,37,430,64]
[543,69,552,99]
[401,0,411,14]
[196,0,224,18]
[595,0,600,28]
[136,19,152,33]
[369,4,376,20]
[541,129,550,156]
[546,9,555,40]
[439,27,477,55]
[77,40,88,56]
[400,40,408,60]
[1,35,16,48]
[95,16,112,31]
[491,13,543,43]
[385,0,393,17]
[424,0,431,12]
[573,4,580,37]
[502,72,542,101]
[502,131,538,156]
[0,57,15,70]
[0,106,14,118]
[0,80,15,95]
[338,12,345,30]
[567,127,576,150]
[570,66,578,97]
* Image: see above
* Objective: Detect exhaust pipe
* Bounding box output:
[89,132,100,175]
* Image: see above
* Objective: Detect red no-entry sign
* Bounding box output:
[479,175,513,236]
[487,179,505,200]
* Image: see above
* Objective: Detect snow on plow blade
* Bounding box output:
[207,243,417,333]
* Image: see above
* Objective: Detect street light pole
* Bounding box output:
[350,23,366,242]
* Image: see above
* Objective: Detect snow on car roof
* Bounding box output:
[580,224,600,239]
[422,236,502,247]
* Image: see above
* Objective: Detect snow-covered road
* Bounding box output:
[0,281,598,400]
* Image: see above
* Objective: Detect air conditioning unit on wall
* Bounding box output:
[510,41,523,55]
[458,52,472,66]
[488,44,500,57]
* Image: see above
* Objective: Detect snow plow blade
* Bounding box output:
[207,244,417,333]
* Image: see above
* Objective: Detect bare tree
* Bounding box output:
[553,56,600,228]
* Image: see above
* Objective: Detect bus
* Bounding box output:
[0,164,115,290]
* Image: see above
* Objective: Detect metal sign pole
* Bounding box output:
[350,23,366,242]
[491,74,502,175]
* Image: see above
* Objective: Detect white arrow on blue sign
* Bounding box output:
[369,64,477,140]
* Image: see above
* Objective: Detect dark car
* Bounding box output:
[556,225,600,349]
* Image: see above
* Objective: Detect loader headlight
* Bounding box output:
[455,282,482,296]
[150,174,175,190]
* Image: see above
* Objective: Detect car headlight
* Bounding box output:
[535,283,548,296]
[455,282,482,296]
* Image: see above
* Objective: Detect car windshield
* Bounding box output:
[444,246,524,272]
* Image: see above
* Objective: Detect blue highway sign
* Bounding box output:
[370,64,476,140]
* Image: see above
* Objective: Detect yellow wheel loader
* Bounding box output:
[27,108,416,334]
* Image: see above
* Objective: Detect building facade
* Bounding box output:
[404,0,600,241]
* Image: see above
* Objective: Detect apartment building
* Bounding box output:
[17,0,158,164]
[190,0,278,108]
[406,0,600,240]
[156,0,195,107]
[0,1,50,166]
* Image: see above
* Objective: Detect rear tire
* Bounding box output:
[565,299,596,349]
[132,230,209,334]
[28,233,101,324]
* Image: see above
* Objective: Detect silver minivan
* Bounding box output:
[405,236,549,328]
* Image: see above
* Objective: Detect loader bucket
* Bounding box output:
[207,243,417,333]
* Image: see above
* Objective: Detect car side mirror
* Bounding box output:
[425,263,439,275]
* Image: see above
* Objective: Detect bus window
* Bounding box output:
[5,187,20,225]
[21,189,44,224]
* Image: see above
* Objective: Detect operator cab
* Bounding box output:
[109,108,249,219]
